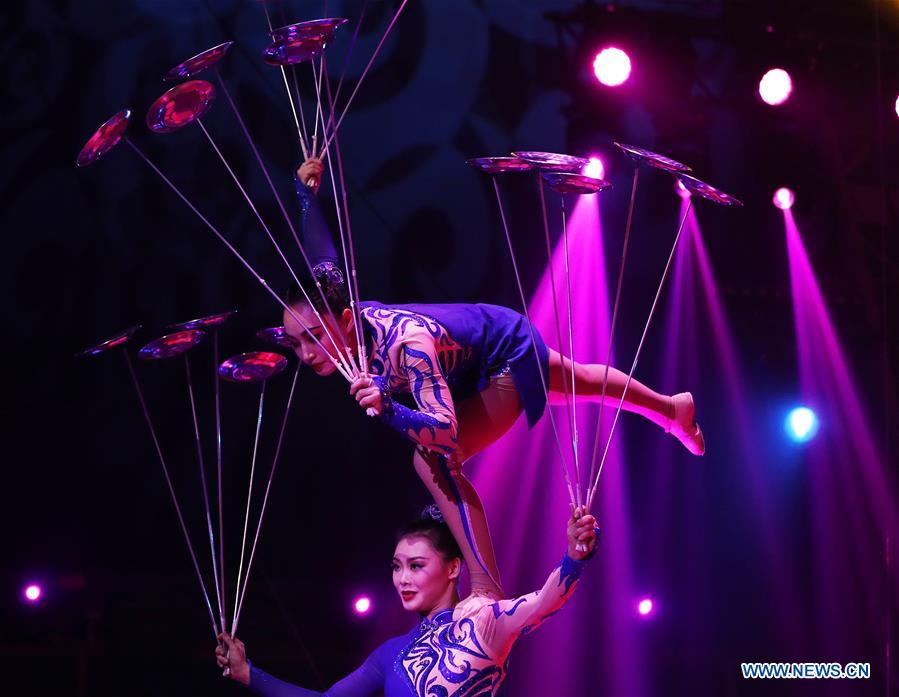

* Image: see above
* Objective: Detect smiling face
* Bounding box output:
[392,536,460,616]
[282,302,354,377]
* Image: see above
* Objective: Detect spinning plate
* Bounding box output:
[76,325,141,357]
[677,174,743,207]
[146,80,216,133]
[614,142,692,173]
[75,109,131,167]
[262,36,324,67]
[256,326,294,348]
[270,18,348,43]
[218,351,288,383]
[541,172,612,195]
[511,151,590,172]
[138,330,207,360]
[466,157,532,174]
[168,310,237,331]
[163,41,235,81]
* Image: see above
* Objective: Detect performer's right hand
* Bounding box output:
[297,157,324,194]
[216,632,251,685]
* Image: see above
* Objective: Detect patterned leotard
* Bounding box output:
[246,554,587,697]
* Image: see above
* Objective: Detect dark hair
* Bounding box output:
[286,261,349,316]
[396,506,463,563]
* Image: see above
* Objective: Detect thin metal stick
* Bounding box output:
[586,167,639,506]
[261,1,308,158]
[124,139,351,381]
[587,197,693,511]
[289,65,311,155]
[184,353,224,634]
[311,54,324,157]
[320,61,368,375]
[195,119,357,378]
[321,1,368,140]
[213,330,226,636]
[320,0,410,154]
[538,176,576,473]
[213,71,360,379]
[121,351,218,638]
[232,381,267,635]
[493,178,575,507]
[232,365,300,636]
[559,195,581,506]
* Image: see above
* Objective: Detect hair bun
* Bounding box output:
[421,504,445,523]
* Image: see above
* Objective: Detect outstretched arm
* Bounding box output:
[217,633,383,697]
[294,158,339,267]
[485,507,598,654]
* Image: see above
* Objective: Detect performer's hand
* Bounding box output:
[566,505,598,561]
[350,374,382,416]
[216,632,250,685]
[297,157,324,194]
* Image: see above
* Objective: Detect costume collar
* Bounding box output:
[419,607,454,630]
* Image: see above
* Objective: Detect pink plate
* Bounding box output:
[146,80,216,133]
[75,109,131,167]
[541,172,612,195]
[163,41,235,81]
[614,142,692,173]
[270,18,348,43]
[77,325,141,357]
[677,174,743,207]
[138,330,207,360]
[511,151,590,173]
[262,36,325,67]
[256,326,294,348]
[218,351,288,382]
[466,156,532,174]
[168,310,236,331]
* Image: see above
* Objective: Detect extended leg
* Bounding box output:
[411,374,524,599]
[547,349,704,455]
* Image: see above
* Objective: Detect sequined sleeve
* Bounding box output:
[485,553,589,655]
[294,173,339,266]
[377,333,459,456]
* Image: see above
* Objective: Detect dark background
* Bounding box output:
[3,1,898,695]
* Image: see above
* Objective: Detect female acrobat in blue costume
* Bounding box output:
[214,157,698,695]
[277,157,703,600]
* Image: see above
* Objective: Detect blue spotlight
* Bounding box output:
[785,406,819,443]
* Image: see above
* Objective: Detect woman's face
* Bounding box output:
[392,536,459,615]
[282,303,350,377]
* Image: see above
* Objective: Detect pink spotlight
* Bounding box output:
[894,94,899,118]
[584,156,605,180]
[353,595,372,615]
[675,179,691,199]
[773,187,795,211]
[593,47,631,87]
[23,584,42,603]
[636,597,654,617]
[759,68,793,106]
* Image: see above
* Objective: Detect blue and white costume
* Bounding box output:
[246,554,588,697]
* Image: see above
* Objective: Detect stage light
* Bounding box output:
[759,68,792,106]
[636,597,654,617]
[773,187,795,210]
[593,47,631,87]
[895,94,898,118]
[584,157,605,180]
[785,406,819,443]
[353,595,372,615]
[23,584,42,603]
[675,179,691,199]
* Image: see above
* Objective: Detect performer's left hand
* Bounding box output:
[350,374,382,416]
[566,505,597,561]
[297,157,324,194]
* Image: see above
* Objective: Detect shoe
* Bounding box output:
[667,392,705,456]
